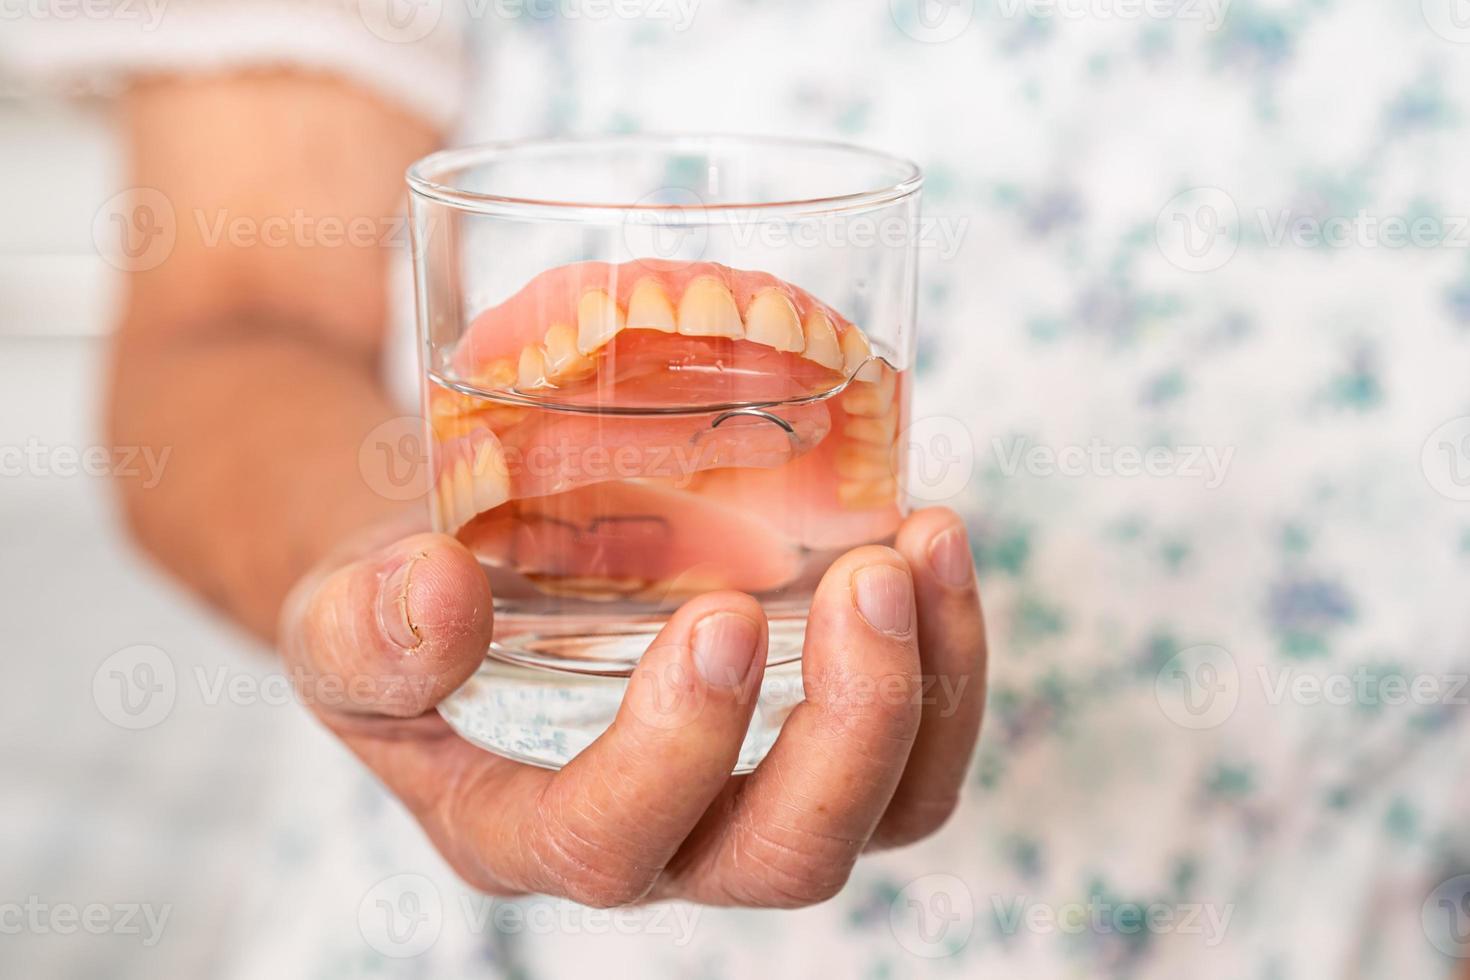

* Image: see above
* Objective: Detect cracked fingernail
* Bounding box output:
[378,555,422,650]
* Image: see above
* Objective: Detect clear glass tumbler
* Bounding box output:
[407,135,922,771]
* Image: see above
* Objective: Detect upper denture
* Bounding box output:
[744,289,805,353]
[626,279,677,332]
[452,259,875,390]
[675,276,745,339]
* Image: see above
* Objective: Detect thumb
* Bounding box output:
[280,531,493,718]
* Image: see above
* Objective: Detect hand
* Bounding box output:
[278,507,987,908]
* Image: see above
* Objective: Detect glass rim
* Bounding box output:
[405,133,924,219]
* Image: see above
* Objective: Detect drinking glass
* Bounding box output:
[407,135,922,771]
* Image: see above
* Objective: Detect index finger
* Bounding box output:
[660,547,923,907]
[464,591,770,907]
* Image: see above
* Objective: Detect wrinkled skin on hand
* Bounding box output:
[279,507,986,907]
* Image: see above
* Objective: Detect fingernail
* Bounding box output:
[928,525,974,590]
[378,556,421,650]
[853,564,914,636]
[692,613,760,689]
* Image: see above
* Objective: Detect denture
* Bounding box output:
[428,259,905,599]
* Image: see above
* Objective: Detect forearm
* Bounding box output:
[109,321,408,638]
[107,72,438,640]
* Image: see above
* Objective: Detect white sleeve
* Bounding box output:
[0,0,467,128]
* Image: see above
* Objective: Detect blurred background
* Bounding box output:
[7,2,1470,978]
[0,96,313,977]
